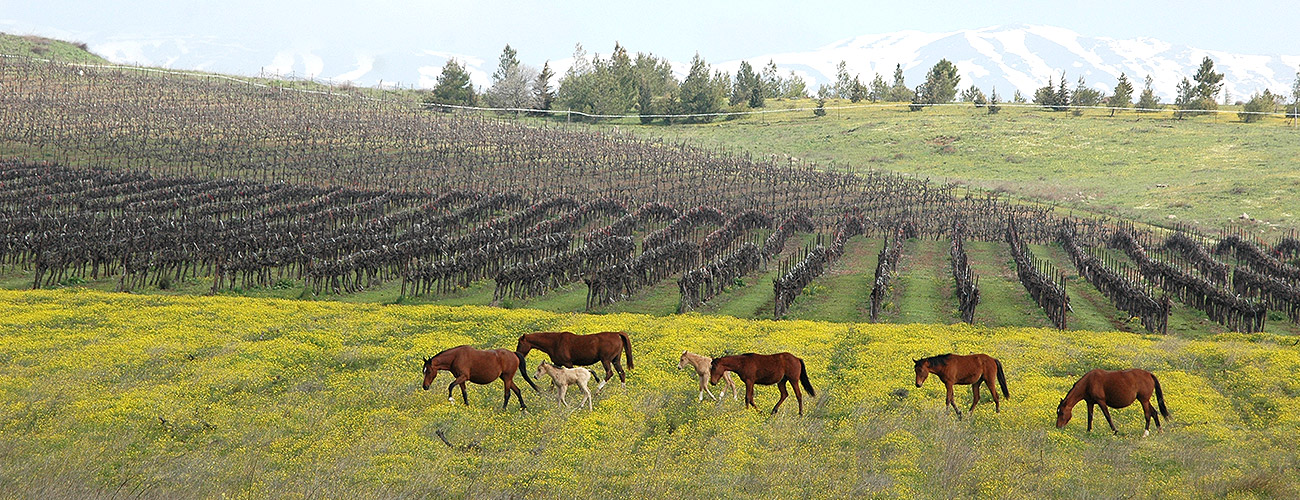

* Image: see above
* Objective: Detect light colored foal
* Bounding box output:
[679,351,737,402]
[534,361,604,410]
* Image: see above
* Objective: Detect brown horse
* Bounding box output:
[710,352,815,415]
[1056,368,1169,435]
[914,353,1009,419]
[422,345,538,410]
[516,331,633,388]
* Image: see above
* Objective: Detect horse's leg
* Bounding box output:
[612,358,627,387]
[502,379,512,410]
[745,381,757,410]
[969,383,981,414]
[579,380,592,410]
[508,378,526,411]
[1140,396,1157,436]
[772,380,789,414]
[697,374,709,402]
[985,376,1001,413]
[459,381,470,405]
[946,381,962,420]
[792,377,804,416]
[1086,402,1095,432]
[601,359,616,387]
[446,378,465,404]
[726,372,738,401]
[558,382,569,407]
[1098,404,1118,435]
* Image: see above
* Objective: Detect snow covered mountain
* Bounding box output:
[81,25,1299,101]
[719,25,1300,102]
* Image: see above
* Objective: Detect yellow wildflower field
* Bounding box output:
[1,289,1297,498]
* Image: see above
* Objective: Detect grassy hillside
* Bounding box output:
[1,289,1298,498]
[536,100,1300,239]
[0,33,106,64]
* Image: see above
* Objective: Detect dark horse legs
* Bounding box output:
[773,380,788,414]
[502,377,526,410]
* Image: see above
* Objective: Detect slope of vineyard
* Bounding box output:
[2,289,1298,498]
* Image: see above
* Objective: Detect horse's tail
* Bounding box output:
[515,351,539,392]
[996,359,1010,399]
[1152,373,1170,418]
[799,358,816,397]
[618,331,634,370]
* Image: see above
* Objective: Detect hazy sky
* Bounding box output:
[6,0,1297,63]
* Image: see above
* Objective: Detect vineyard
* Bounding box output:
[3,56,1300,338]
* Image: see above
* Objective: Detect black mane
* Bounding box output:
[919,353,953,367]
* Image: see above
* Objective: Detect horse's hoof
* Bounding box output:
[1143,430,1150,437]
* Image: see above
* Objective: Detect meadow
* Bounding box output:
[2,289,1298,498]
[544,100,1300,239]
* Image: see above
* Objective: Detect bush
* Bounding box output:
[1239,90,1277,123]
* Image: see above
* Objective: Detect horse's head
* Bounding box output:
[533,361,549,380]
[1055,398,1072,428]
[913,358,929,387]
[515,334,533,356]
[708,357,726,385]
[678,351,690,370]
[421,357,435,390]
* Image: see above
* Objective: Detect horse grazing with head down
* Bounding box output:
[1057,368,1169,436]
[516,331,633,388]
[914,353,1008,419]
[422,345,538,410]
[679,350,736,402]
[710,352,814,415]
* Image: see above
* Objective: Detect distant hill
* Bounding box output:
[0,33,107,64]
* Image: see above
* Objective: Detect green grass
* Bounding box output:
[0,33,106,64]
[527,100,1300,239]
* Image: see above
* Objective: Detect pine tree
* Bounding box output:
[426,59,476,109]
[633,52,677,124]
[869,73,888,102]
[849,75,867,103]
[679,54,723,122]
[1109,73,1133,117]
[1174,77,1196,119]
[920,59,961,104]
[531,62,555,114]
[887,64,913,102]
[1136,74,1160,112]
[784,70,808,99]
[834,61,853,99]
[814,98,827,117]
[1193,56,1224,102]
[761,60,783,101]
[1054,73,1070,111]
[1290,68,1300,119]
[1071,76,1102,112]
[988,87,1001,114]
[732,61,764,108]
[486,44,538,110]
[1033,76,1057,109]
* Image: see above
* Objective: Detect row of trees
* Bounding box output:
[429,45,1300,122]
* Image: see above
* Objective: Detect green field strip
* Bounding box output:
[783,235,881,323]
[1028,243,1130,333]
[961,240,1053,329]
[698,233,818,320]
[887,238,959,325]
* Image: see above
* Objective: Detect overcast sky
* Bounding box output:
[3,0,1298,91]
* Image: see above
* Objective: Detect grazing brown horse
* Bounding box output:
[1056,368,1169,436]
[516,331,634,388]
[914,353,1009,419]
[710,352,815,415]
[422,345,538,410]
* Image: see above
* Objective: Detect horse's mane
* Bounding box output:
[921,353,953,367]
[430,345,463,359]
